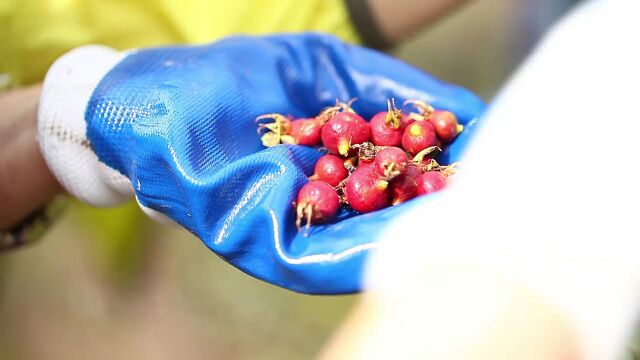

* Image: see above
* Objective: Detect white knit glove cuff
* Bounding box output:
[37,45,132,207]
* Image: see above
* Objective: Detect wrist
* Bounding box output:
[0,85,62,229]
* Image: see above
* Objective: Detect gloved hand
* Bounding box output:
[38,33,484,294]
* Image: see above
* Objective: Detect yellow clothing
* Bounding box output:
[0,0,360,87]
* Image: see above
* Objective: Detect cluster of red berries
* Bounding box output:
[256,99,462,232]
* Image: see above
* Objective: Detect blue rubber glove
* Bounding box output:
[38,33,484,294]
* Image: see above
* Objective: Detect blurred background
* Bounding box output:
[0,0,587,359]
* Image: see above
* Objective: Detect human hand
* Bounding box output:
[38,33,484,293]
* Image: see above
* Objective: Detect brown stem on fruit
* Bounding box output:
[341,98,358,112]
[385,98,402,129]
[423,159,440,172]
[440,162,460,177]
[256,113,289,125]
[351,141,380,162]
[403,99,435,118]
[295,202,314,235]
[317,98,358,124]
[256,113,290,147]
[404,99,435,124]
[383,162,402,179]
[318,106,340,124]
[256,123,275,134]
[344,157,358,173]
[295,202,304,230]
[415,159,459,175]
[408,112,425,122]
[335,173,351,203]
[305,203,313,232]
[412,146,442,164]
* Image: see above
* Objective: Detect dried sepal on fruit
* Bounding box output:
[343,156,359,173]
[403,99,434,122]
[351,141,381,163]
[385,99,403,128]
[317,98,358,124]
[411,145,441,165]
[370,99,405,147]
[374,147,408,180]
[256,113,292,147]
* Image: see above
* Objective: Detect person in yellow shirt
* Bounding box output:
[0,0,466,232]
[5,1,639,360]
[0,0,466,88]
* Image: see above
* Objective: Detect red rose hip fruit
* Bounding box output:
[309,154,348,187]
[321,112,370,156]
[370,111,403,147]
[284,118,323,146]
[428,110,463,143]
[402,121,438,155]
[345,166,389,213]
[374,147,409,178]
[296,181,340,230]
[416,171,447,196]
[389,165,423,205]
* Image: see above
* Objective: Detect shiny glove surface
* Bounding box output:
[85,33,485,294]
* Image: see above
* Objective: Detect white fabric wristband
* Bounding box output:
[38,45,132,206]
[38,46,179,224]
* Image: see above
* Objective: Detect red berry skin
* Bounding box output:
[290,118,322,146]
[416,171,447,196]
[358,160,376,171]
[374,147,408,178]
[311,154,348,187]
[428,110,460,143]
[297,181,340,223]
[370,112,403,147]
[389,165,422,205]
[402,121,438,155]
[321,112,370,156]
[345,166,389,213]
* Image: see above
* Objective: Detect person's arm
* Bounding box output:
[321,268,580,360]
[346,0,470,48]
[0,85,62,230]
[323,0,640,359]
